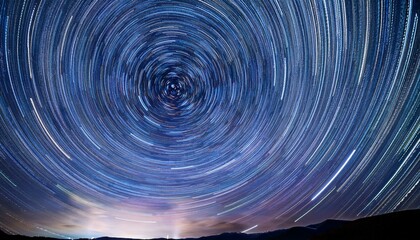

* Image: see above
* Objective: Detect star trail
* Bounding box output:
[0,0,419,239]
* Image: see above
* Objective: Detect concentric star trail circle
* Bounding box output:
[0,0,419,239]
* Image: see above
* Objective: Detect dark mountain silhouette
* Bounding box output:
[1,209,418,240]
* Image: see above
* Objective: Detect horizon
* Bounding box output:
[0,0,419,239]
[2,210,419,239]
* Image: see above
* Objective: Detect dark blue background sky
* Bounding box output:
[0,0,419,239]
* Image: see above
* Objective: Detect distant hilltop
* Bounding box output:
[1,209,418,240]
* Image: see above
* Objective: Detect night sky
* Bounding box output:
[0,0,419,239]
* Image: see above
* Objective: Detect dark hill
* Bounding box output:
[1,209,418,240]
